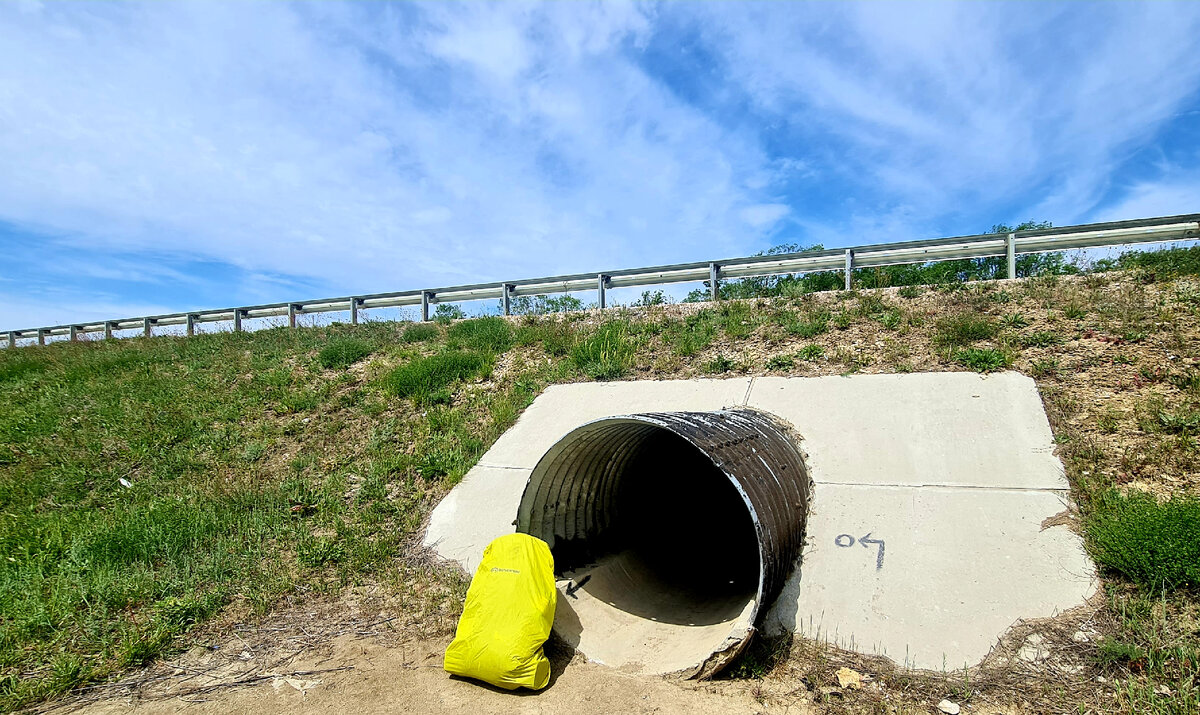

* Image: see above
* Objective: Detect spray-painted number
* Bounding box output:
[835,532,885,570]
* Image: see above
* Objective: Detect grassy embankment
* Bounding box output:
[2,246,1199,712]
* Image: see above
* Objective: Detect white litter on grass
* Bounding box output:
[118,478,132,488]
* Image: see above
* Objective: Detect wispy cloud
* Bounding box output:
[1,1,1198,328]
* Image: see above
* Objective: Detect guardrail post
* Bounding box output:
[7,332,15,349]
[69,325,78,341]
[233,309,243,333]
[844,250,854,290]
[104,322,114,340]
[597,274,609,310]
[709,263,720,301]
[350,298,359,325]
[288,304,298,328]
[502,285,514,316]
[1006,233,1017,280]
[421,291,432,322]
[143,318,153,337]
[186,314,196,337]
[37,329,46,346]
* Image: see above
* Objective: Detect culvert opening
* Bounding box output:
[516,409,810,678]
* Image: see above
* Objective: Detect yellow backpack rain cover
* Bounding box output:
[444,533,556,690]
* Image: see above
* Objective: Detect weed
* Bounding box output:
[719,302,758,339]
[953,348,1011,372]
[1001,312,1029,328]
[570,321,635,380]
[1087,491,1200,591]
[317,337,373,369]
[878,308,903,330]
[1063,302,1088,320]
[832,311,853,330]
[705,354,736,374]
[857,293,888,315]
[1168,371,1200,393]
[898,285,922,299]
[1097,409,1123,434]
[766,354,795,371]
[1022,331,1063,348]
[797,344,825,361]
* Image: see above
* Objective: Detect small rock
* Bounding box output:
[937,699,961,714]
[1072,631,1089,643]
[1018,633,1049,663]
[835,667,863,690]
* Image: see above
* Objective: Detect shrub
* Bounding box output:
[1087,491,1200,591]
[433,304,467,324]
[446,316,513,353]
[317,337,372,369]
[953,348,1010,372]
[570,321,635,380]
[935,313,998,346]
[382,351,491,403]
[402,323,440,343]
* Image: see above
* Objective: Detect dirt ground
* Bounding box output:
[58,628,775,714]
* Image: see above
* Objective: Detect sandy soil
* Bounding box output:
[67,634,776,715]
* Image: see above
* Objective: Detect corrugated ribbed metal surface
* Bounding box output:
[515,408,810,625]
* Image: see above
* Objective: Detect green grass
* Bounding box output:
[382,351,492,403]
[570,320,636,380]
[1021,330,1063,348]
[797,344,824,361]
[783,310,829,339]
[0,325,436,709]
[446,316,513,353]
[953,347,1011,372]
[514,316,577,356]
[935,313,998,347]
[1087,491,1200,591]
[401,323,441,343]
[766,354,794,370]
[704,354,736,374]
[317,337,373,369]
[663,311,717,357]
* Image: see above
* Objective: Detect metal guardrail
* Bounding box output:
[6,213,1199,347]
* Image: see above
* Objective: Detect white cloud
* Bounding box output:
[740,203,790,229]
[689,2,1200,227]
[0,1,780,326]
[1,2,1200,329]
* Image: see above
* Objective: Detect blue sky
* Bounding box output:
[2,1,1200,329]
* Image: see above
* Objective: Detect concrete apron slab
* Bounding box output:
[423,373,1097,673]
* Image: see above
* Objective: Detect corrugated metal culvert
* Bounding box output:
[516,408,811,678]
